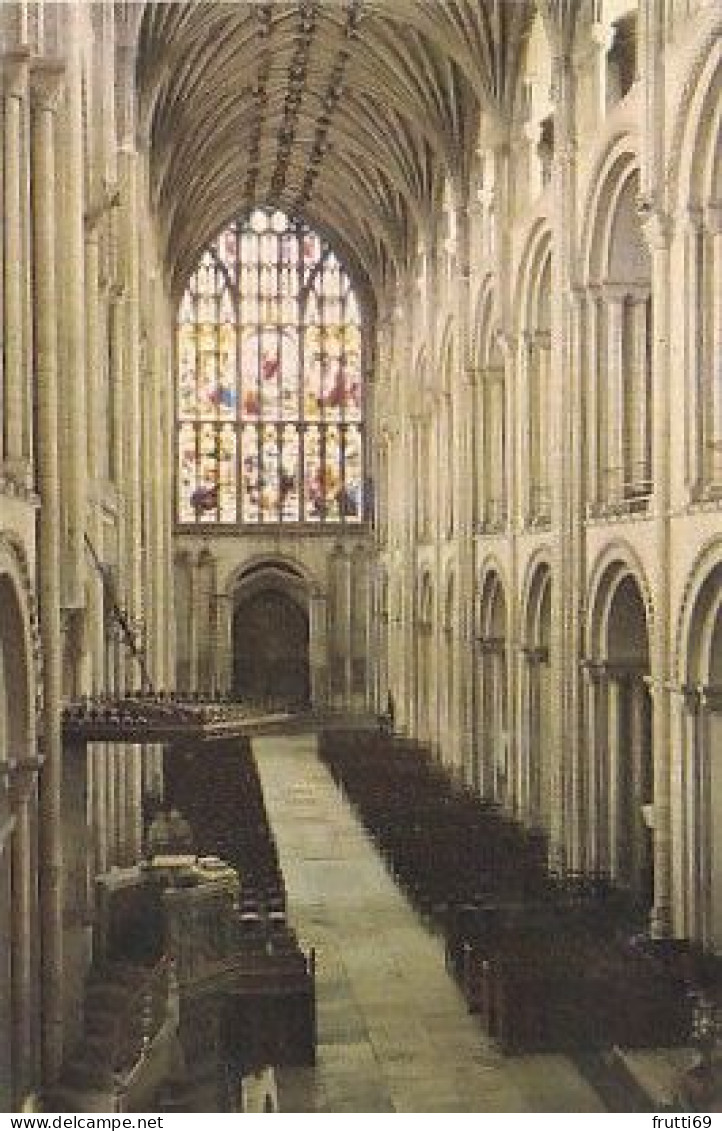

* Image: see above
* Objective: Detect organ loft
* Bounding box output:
[0,0,720,1114]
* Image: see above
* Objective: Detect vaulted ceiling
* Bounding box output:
[136,1,542,300]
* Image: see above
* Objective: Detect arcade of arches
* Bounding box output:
[0,0,720,1112]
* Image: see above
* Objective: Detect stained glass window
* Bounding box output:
[176,208,365,526]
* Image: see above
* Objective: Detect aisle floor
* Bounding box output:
[253,734,606,1113]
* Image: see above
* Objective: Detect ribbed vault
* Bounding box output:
[136,0,536,301]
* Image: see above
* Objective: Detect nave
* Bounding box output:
[255,734,605,1113]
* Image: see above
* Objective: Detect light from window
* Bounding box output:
[176,208,364,526]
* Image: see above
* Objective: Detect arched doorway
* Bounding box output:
[232,589,310,708]
[589,562,653,909]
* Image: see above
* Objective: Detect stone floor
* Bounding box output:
[254,733,607,1114]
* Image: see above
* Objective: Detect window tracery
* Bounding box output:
[176,207,364,526]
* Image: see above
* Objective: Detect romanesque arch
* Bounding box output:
[520,557,552,830]
[580,141,652,513]
[230,560,311,708]
[674,541,722,950]
[586,550,654,907]
[516,222,552,526]
[0,539,36,1109]
[476,564,509,803]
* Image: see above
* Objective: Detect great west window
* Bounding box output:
[176,208,364,526]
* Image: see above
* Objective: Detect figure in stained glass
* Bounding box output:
[176,206,364,525]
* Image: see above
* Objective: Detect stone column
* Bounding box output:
[31,58,66,1082]
[150,279,166,690]
[582,665,599,871]
[490,370,505,523]
[629,289,651,493]
[475,647,489,797]
[603,285,626,503]
[161,377,176,688]
[2,50,30,471]
[187,559,198,693]
[119,145,142,687]
[682,210,703,491]
[309,591,327,708]
[586,289,601,508]
[643,210,673,938]
[11,793,33,1100]
[668,687,688,938]
[517,333,532,523]
[517,651,531,822]
[686,692,705,942]
[629,677,650,891]
[214,594,233,696]
[590,20,615,117]
[338,550,353,708]
[607,675,621,880]
[536,331,551,515]
[61,6,87,610]
[115,745,127,865]
[526,651,543,825]
[705,204,722,487]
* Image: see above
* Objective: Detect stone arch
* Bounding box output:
[516,222,553,524]
[472,279,506,531]
[579,140,654,509]
[470,277,498,369]
[667,19,722,217]
[0,539,36,1110]
[476,564,509,802]
[230,559,312,708]
[673,540,722,950]
[669,31,722,491]
[586,545,654,906]
[520,556,553,829]
[0,539,35,757]
[579,136,640,283]
[675,539,722,687]
[224,552,319,605]
[586,542,654,660]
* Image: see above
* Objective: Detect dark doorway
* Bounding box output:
[232,589,310,707]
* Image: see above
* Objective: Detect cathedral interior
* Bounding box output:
[0,0,721,1114]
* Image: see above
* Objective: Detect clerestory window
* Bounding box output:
[176,207,365,526]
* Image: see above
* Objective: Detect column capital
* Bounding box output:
[680,204,704,232]
[627,283,651,305]
[640,208,672,252]
[84,180,121,233]
[30,59,65,113]
[601,280,629,304]
[591,20,615,52]
[704,202,722,235]
[1,48,31,98]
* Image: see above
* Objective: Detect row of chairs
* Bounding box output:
[163,736,317,1071]
[319,730,708,1054]
[164,737,287,926]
